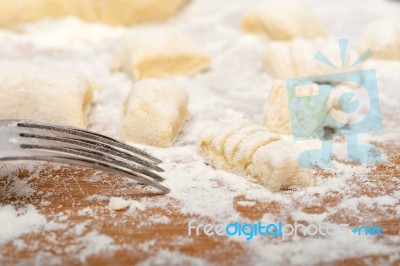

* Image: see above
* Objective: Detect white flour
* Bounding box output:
[0,0,399,264]
[0,205,46,244]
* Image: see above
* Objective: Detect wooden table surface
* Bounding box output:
[0,138,399,265]
[1,0,400,263]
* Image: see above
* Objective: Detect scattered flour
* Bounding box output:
[77,207,95,217]
[137,250,211,266]
[237,200,257,207]
[86,194,110,201]
[127,200,146,213]
[0,205,47,244]
[146,214,171,225]
[64,231,119,263]
[0,0,399,264]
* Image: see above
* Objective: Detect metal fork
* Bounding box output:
[0,119,170,194]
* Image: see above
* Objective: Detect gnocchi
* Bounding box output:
[0,61,95,128]
[0,0,188,27]
[262,38,359,79]
[199,120,313,191]
[359,18,400,60]
[120,79,189,147]
[362,60,400,75]
[264,80,349,136]
[111,27,210,80]
[241,0,326,40]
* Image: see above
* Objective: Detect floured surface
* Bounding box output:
[0,0,399,265]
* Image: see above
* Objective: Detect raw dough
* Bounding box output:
[241,0,326,40]
[108,197,145,212]
[359,18,400,60]
[0,61,95,128]
[120,79,189,147]
[362,59,400,76]
[264,80,293,135]
[0,0,188,27]
[264,80,348,136]
[262,38,359,79]
[109,197,130,211]
[199,120,313,191]
[111,27,210,80]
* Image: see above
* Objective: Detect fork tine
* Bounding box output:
[0,119,170,194]
[16,121,162,164]
[0,156,170,194]
[19,133,164,172]
[19,143,165,182]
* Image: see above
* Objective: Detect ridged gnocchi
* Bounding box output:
[199,120,313,191]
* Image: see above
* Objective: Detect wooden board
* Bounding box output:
[0,139,399,265]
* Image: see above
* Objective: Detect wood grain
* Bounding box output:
[0,140,399,265]
[0,112,399,265]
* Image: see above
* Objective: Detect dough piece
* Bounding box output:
[108,197,144,212]
[111,27,210,80]
[359,18,400,60]
[0,61,95,128]
[264,80,293,135]
[362,59,400,76]
[121,79,188,147]
[0,0,47,27]
[109,197,130,211]
[264,80,348,136]
[241,0,326,40]
[262,38,359,79]
[200,120,313,191]
[0,0,188,27]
